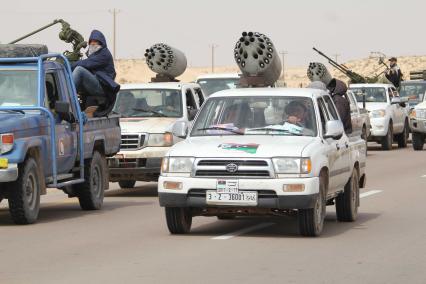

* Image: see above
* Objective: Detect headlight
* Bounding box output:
[0,133,14,154]
[162,157,194,173]
[409,109,416,119]
[370,109,386,118]
[147,133,173,147]
[415,109,426,119]
[272,158,311,174]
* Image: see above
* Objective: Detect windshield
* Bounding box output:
[399,83,426,105]
[191,96,317,137]
[0,70,37,107]
[113,88,183,118]
[349,87,387,103]
[197,78,240,96]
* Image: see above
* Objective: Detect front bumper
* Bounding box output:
[158,176,319,210]
[0,163,18,182]
[108,157,162,181]
[369,117,388,138]
[410,118,426,133]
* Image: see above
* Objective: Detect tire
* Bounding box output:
[8,157,41,224]
[298,175,326,237]
[381,122,393,150]
[361,125,368,156]
[412,132,425,151]
[335,169,359,222]
[75,151,107,210]
[119,180,136,189]
[396,121,408,148]
[165,207,192,234]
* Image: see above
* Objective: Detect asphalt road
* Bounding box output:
[1,143,426,284]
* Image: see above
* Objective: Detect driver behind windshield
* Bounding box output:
[116,91,136,116]
[285,101,307,127]
[222,103,251,128]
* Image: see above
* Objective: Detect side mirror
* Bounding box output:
[324,120,344,140]
[391,97,401,104]
[55,101,72,121]
[172,121,188,138]
[188,109,198,121]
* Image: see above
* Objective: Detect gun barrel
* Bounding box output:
[9,19,63,44]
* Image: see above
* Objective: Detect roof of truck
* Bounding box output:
[349,83,394,88]
[209,87,327,98]
[120,82,200,90]
[196,73,241,80]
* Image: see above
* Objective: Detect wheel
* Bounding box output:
[335,169,359,222]
[119,180,136,189]
[8,157,41,224]
[165,207,192,234]
[75,151,107,210]
[381,122,393,150]
[298,175,326,237]
[396,121,408,148]
[361,125,368,155]
[412,132,425,151]
[217,215,236,220]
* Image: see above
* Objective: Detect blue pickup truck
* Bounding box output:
[0,52,121,224]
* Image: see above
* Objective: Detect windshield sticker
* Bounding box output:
[218,143,259,154]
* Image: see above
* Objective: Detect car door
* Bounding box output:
[184,88,199,121]
[318,97,350,193]
[389,87,404,132]
[47,70,77,174]
[193,86,205,107]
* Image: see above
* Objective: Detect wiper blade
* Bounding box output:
[197,126,244,135]
[133,107,167,117]
[0,109,25,114]
[247,126,303,136]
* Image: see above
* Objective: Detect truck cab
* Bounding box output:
[158,88,366,236]
[108,82,206,188]
[349,83,409,150]
[0,53,121,224]
[196,73,240,97]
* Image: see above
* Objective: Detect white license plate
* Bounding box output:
[206,190,258,206]
[216,179,239,193]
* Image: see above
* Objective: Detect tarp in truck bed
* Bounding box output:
[0,44,48,58]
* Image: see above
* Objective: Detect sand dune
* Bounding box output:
[115,55,426,87]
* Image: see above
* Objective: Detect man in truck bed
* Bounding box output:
[72,30,120,116]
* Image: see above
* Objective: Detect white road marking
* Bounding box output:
[360,190,382,198]
[212,222,274,240]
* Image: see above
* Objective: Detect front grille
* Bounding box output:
[194,158,273,178]
[197,160,268,166]
[195,170,270,177]
[120,134,146,150]
[188,189,277,198]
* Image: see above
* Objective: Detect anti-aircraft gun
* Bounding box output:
[6,19,87,62]
[312,47,379,84]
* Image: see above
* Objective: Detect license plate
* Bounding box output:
[216,179,239,193]
[206,190,258,206]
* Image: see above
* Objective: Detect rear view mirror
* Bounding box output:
[188,109,198,121]
[324,120,344,140]
[172,121,188,138]
[55,101,74,122]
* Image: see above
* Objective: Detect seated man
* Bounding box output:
[116,91,136,116]
[285,101,308,127]
[72,30,120,115]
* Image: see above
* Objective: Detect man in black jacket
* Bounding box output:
[72,30,120,115]
[385,57,403,89]
[327,78,352,134]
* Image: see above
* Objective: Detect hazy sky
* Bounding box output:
[0,0,424,67]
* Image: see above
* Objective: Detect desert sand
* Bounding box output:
[115,55,426,87]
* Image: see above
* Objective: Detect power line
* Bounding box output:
[108,8,121,60]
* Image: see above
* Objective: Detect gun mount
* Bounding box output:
[312,47,380,84]
[9,19,87,62]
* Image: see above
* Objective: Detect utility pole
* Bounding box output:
[108,8,121,60]
[332,53,341,62]
[279,51,288,86]
[210,44,218,73]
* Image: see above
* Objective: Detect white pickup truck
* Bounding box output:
[158,88,366,236]
[196,73,240,97]
[108,82,206,188]
[409,97,426,150]
[349,84,409,150]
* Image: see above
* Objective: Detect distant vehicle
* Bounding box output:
[346,90,371,144]
[159,88,366,237]
[399,81,426,109]
[349,84,409,150]
[108,82,206,189]
[408,98,426,150]
[0,52,121,224]
[196,73,240,97]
